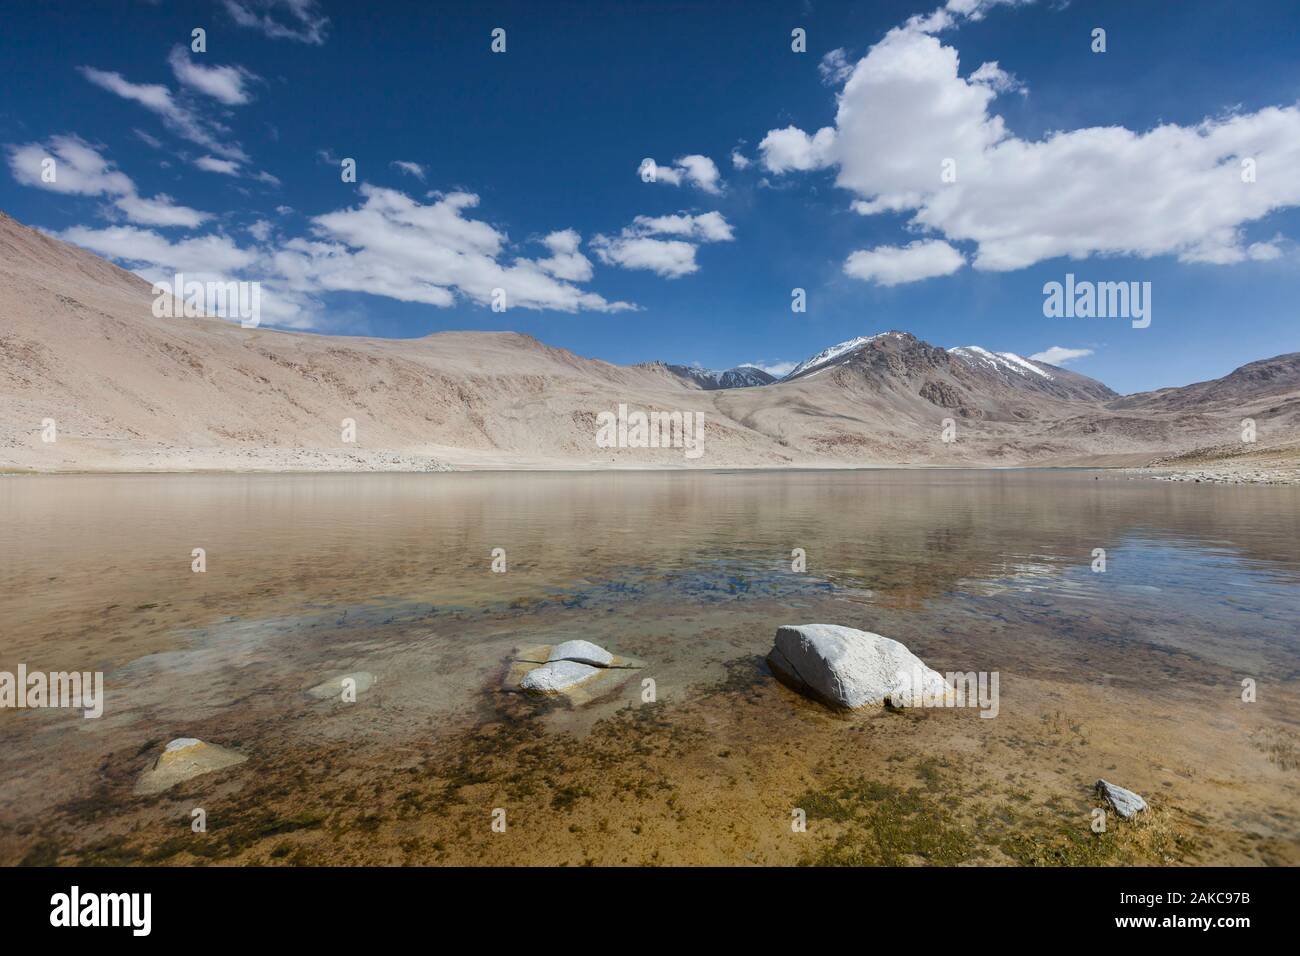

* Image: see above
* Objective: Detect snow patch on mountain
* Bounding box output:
[666,364,776,389]
[949,346,1054,381]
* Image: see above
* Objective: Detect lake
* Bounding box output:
[1,470,1296,865]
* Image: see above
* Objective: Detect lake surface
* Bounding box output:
[1,470,1296,866]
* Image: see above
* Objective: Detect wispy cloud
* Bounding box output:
[168,46,259,105]
[818,48,854,86]
[223,0,330,45]
[391,160,426,181]
[1028,346,1094,366]
[7,134,209,228]
[747,359,798,377]
[79,65,248,161]
[195,156,241,176]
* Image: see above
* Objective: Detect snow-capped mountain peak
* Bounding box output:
[783,333,904,380]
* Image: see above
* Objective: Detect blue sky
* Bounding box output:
[2,0,1298,394]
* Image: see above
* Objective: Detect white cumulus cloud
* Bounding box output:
[758,126,835,174]
[288,185,632,312]
[591,236,699,278]
[843,239,965,286]
[629,211,734,242]
[591,211,734,278]
[535,229,594,282]
[54,183,636,327]
[760,8,1300,274]
[641,154,722,194]
[60,224,258,274]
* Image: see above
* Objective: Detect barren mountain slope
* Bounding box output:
[1113,353,1300,409]
[2,211,1296,472]
[0,212,776,470]
[715,331,1297,465]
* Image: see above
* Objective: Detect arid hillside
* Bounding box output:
[2,211,1297,472]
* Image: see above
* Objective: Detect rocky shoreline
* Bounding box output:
[1126,469,1300,485]
[1121,443,1300,485]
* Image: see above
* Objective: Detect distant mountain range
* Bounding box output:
[2,210,1297,472]
[650,333,1116,405]
[658,363,777,390]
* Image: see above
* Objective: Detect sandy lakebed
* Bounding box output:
[0,469,1296,866]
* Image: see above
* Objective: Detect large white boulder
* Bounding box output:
[1096,779,1148,819]
[768,624,952,710]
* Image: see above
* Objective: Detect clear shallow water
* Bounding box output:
[1,470,1297,865]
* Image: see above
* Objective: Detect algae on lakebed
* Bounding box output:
[15,659,1221,868]
[793,757,1201,867]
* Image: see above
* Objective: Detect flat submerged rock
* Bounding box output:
[134,738,247,796]
[503,641,644,704]
[520,660,603,695]
[306,671,376,701]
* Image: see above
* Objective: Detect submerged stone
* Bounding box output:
[134,738,247,796]
[503,641,645,704]
[306,671,376,701]
[519,660,602,696]
[768,623,952,710]
[1096,779,1148,819]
